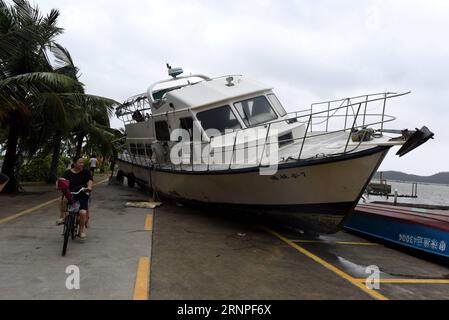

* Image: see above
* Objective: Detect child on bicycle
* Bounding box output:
[57,156,93,240]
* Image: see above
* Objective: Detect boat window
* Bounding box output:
[278,131,293,148]
[267,94,287,117]
[180,117,193,139]
[145,144,152,157]
[234,96,278,127]
[132,110,145,122]
[130,143,137,155]
[137,144,146,156]
[196,105,241,134]
[155,121,170,141]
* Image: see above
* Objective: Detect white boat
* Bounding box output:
[114,65,433,234]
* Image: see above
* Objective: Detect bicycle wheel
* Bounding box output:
[71,214,79,240]
[62,214,73,256]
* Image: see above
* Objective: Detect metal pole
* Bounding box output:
[229,131,239,170]
[310,105,313,132]
[344,103,362,153]
[259,124,271,167]
[381,93,387,131]
[363,95,368,126]
[326,101,330,132]
[178,142,183,172]
[412,183,418,197]
[298,115,312,160]
[344,99,349,131]
[191,142,194,172]
[207,142,211,172]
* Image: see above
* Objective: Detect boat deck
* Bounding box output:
[120,130,399,172]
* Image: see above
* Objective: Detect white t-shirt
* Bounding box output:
[90,158,97,168]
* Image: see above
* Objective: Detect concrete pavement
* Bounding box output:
[0,176,152,299]
[1,177,449,300]
[150,204,449,300]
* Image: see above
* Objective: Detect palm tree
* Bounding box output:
[17,45,118,183]
[0,0,76,192]
[0,1,120,191]
[0,0,118,192]
[71,94,116,155]
[20,45,80,182]
[0,72,78,192]
[43,45,117,182]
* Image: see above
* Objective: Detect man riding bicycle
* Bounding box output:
[57,156,93,240]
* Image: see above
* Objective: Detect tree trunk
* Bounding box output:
[109,148,117,178]
[46,133,61,183]
[75,133,84,156]
[1,114,20,194]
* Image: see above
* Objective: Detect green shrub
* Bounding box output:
[20,155,70,182]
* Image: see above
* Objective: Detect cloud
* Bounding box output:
[37,0,449,175]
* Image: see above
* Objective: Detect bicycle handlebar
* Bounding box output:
[70,188,90,196]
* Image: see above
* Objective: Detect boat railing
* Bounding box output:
[115,93,152,124]
[147,74,211,105]
[118,91,410,172]
[308,91,409,132]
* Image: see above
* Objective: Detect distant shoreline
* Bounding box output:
[374,171,449,186]
[371,178,449,187]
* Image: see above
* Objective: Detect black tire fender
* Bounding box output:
[127,173,135,188]
[116,170,124,183]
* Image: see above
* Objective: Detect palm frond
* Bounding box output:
[59,93,119,117]
[50,43,74,68]
[0,71,80,91]
[44,8,59,27]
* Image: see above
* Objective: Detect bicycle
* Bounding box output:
[58,181,90,256]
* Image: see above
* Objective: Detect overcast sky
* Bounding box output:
[37,0,448,175]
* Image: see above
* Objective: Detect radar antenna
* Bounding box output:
[166,63,183,78]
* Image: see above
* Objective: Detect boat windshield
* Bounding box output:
[234,96,278,127]
[196,105,242,134]
[267,93,287,117]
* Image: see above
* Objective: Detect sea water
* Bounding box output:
[367,180,449,206]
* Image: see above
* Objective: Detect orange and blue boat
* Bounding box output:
[345,202,449,258]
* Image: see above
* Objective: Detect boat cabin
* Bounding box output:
[116,69,306,168]
[148,75,290,141]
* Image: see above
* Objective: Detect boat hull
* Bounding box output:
[117,146,390,234]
